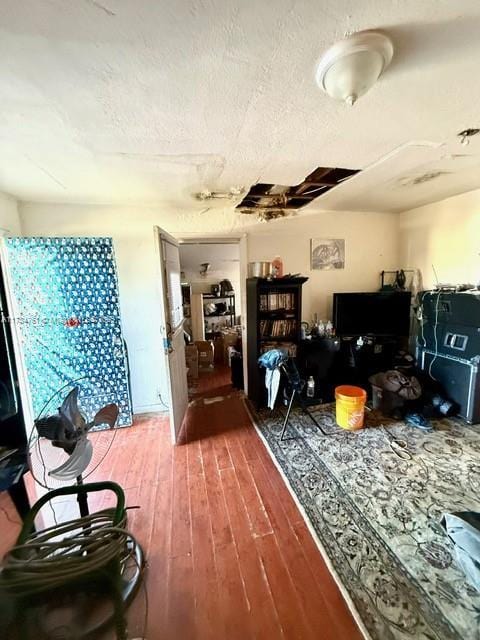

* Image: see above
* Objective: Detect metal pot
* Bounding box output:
[248,261,272,278]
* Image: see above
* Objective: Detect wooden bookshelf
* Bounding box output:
[246,276,308,407]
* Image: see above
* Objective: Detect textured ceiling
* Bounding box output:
[1,1,480,212]
[179,242,239,273]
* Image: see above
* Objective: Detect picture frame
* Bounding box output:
[310,238,345,270]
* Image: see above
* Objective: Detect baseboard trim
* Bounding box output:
[133,405,168,416]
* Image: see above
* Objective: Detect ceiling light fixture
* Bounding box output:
[457,128,480,146]
[316,30,393,106]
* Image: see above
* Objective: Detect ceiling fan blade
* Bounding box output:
[49,437,93,480]
[93,403,119,429]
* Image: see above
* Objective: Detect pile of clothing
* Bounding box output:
[258,349,289,409]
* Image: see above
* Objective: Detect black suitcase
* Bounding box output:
[417,346,480,424]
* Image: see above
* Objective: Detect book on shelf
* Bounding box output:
[259,319,297,338]
[259,292,295,312]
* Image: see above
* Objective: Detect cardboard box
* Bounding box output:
[195,340,214,368]
[185,343,199,378]
[187,358,199,379]
[185,344,198,362]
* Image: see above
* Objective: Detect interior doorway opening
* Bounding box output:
[179,238,246,397]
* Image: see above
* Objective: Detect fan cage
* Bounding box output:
[29,376,120,490]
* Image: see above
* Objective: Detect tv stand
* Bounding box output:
[297,334,402,402]
[339,334,399,382]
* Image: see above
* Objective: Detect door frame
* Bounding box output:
[177,234,249,394]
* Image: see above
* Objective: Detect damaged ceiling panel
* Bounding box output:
[237,166,360,214]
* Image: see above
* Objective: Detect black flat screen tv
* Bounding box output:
[333,291,411,337]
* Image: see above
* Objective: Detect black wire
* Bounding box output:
[37,437,47,488]
[427,290,442,381]
[49,498,58,527]
[35,432,51,490]
[157,390,169,410]
[418,291,429,348]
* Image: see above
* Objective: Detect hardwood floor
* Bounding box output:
[0,366,362,639]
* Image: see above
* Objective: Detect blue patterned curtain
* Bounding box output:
[4,237,132,426]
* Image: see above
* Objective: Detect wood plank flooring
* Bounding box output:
[0,366,362,639]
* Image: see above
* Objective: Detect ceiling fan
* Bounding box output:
[187,155,247,213]
[193,186,245,214]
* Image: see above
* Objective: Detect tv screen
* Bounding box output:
[333,292,411,337]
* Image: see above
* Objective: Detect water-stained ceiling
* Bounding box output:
[2,1,480,213]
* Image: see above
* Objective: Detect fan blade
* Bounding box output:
[93,403,119,429]
[35,415,64,440]
[59,387,85,429]
[35,415,76,443]
[49,437,93,480]
[60,387,86,430]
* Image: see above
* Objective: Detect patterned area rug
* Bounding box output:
[247,402,480,640]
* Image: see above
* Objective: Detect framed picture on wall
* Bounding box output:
[311,238,345,270]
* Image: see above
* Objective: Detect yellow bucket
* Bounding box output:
[335,385,367,430]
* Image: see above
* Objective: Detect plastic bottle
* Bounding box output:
[311,313,319,337]
[271,256,283,278]
[307,376,315,398]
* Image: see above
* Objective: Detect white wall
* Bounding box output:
[399,188,480,289]
[248,210,400,323]
[0,192,21,235]
[19,202,399,411]
[19,204,172,414]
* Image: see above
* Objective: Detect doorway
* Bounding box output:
[179,238,247,397]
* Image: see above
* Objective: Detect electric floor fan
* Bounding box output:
[2,382,146,639]
[32,385,119,515]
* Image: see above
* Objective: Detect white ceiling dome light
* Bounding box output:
[316,30,393,106]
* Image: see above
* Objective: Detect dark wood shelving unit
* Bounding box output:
[202,294,235,300]
[203,292,236,340]
[247,276,308,407]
